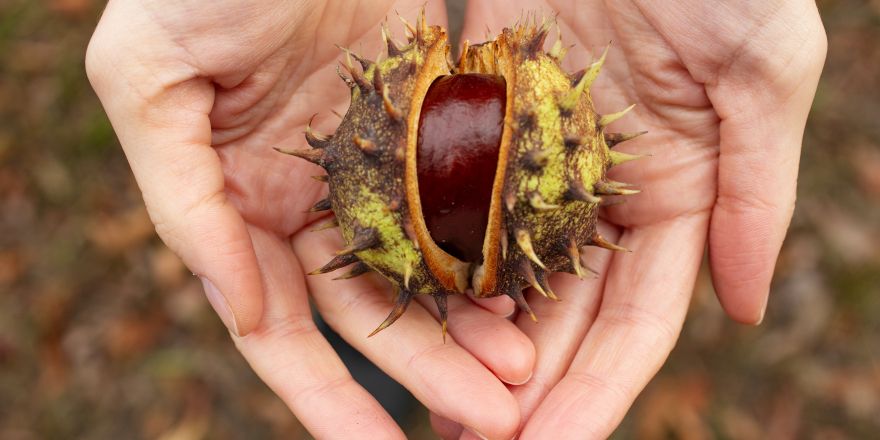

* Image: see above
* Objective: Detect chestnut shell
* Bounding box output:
[279,13,644,336]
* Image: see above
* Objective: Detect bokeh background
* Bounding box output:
[1,0,878,438]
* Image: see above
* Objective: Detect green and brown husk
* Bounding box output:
[279,12,644,337]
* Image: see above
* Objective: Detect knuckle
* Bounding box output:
[84,40,104,90]
[84,28,117,93]
[809,22,829,67]
[252,318,320,346]
[717,189,777,216]
[717,189,795,226]
[146,188,227,252]
[597,301,680,345]
[330,284,383,326]
[405,343,451,374]
[566,371,630,404]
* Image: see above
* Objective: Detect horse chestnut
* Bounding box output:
[417,74,506,263]
[279,13,644,336]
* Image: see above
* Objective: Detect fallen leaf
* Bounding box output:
[87,205,155,254]
[852,143,880,199]
[0,250,26,286]
[151,245,187,288]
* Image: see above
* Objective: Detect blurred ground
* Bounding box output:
[1,0,878,439]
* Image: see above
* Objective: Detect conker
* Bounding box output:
[416,74,506,263]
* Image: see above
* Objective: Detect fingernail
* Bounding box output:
[754,295,769,326]
[502,370,533,386]
[200,276,240,336]
[465,427,488,440]
[754,303,767,325]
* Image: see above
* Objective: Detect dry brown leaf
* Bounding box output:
[151,245,187,288]
[0,250,25,285]
[852,143,880,199]
[48,0,93,16]
[637,374,713,440]
[87,205,155,254]
[103,309,167,360]
[156,385,211,440]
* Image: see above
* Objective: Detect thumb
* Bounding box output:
[706,4,826,324]
[86,4,263,335]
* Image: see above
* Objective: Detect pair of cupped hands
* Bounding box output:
[87,1,825,438]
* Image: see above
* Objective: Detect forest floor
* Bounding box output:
[1,0,878,438]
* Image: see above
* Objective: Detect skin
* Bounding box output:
[431,1,827,439]
[86,1,826,439]
[87,2,529,439]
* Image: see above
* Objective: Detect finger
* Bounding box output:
[468,293,516,317]
[234,227,403,438]
[86,3,262,334]
[422,224,620,438]
[414,293,535,385]
[706,4,826,324]
[430,412,464,440]
[293,228,520,440]
[521,214,709,439]
[428,413,484,440]
[507,223,620,423]
[460,428,487,440]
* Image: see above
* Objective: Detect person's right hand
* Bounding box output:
[86,2,535,438]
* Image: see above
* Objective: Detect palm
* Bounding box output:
[140,2,535,438]
[424,0,825,438]
[472,1,721,223]
[242,2,717,436]
[208,6,421,235]
[90,0,822,437]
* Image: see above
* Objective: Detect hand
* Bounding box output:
[431,1,827,438]
[86,2,536,438]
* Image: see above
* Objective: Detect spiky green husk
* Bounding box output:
[460,23,640,309]
[279,14,644,337]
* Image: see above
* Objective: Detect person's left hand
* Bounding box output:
[431,1,826,438]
